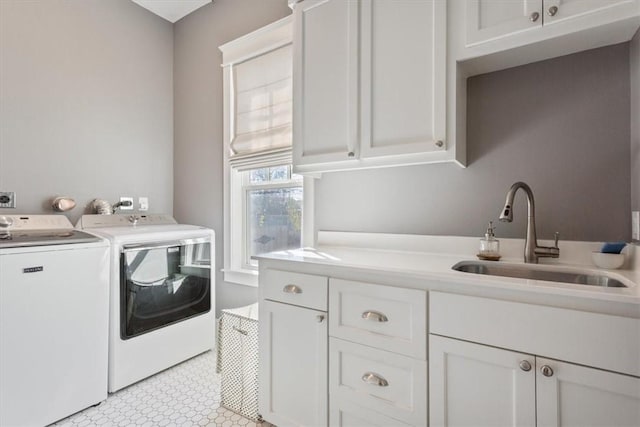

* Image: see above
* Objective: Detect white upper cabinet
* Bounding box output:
[360,0,446,160]
[465,0,638,48]
[543,0,637,26]
[292,0,448,174]
[293,0,359,167]
[456,0,640,73]
[466,0,542,46]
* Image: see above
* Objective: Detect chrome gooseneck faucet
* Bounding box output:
[499,181,560,263]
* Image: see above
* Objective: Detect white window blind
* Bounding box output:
[230,44,292,170]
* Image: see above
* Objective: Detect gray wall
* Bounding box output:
[173,0,291,311]
[0,0,174,223]
[316,43,631,242]
[632,30,640,213]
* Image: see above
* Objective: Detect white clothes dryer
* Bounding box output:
[76,214,215,392]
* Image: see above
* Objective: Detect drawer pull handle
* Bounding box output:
[362,310,388,322]
[361,372,389,387]
[283,284,302,294]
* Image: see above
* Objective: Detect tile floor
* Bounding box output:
[52,351,269,427]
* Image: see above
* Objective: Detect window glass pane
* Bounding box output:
[249,168,269,183]
[269,165,289,181]
[247,186,302,261]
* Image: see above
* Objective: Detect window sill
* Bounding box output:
[223,268,259,287]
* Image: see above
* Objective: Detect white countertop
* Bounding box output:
[256,232,640,317]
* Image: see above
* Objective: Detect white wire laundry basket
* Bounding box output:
[217,303,261,422]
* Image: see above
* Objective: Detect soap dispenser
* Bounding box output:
[478,221,501,261]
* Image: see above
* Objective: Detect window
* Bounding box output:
[220,16,311,287]
[243,165,303,268]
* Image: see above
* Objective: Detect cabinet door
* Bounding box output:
[536,357,640,427]
[543,0,637,26]
[258,300,328,427]
[359,0,446,158]
[466,0,542,46]
[429,335,536,427]
[292,0,359,168]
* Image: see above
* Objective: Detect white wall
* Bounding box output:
[316,43,632,243]
[631,30,640,213]
[0,0,174,223]
[173,0,291,312]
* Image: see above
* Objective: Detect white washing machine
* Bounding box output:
[0,215,109,427]
[76,214,215,392]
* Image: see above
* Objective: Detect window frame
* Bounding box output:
[221,16,313,288]
[225,165,313,287]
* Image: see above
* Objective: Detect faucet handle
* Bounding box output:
[554,232,560,248]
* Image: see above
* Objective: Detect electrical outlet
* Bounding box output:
[632,211,640,241]
[119,197,134,211]
[0,192,16,208]
[139,197,149,211]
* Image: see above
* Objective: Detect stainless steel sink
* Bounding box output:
[452,261,627,288]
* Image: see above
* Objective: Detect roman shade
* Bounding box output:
[229,44,292,170]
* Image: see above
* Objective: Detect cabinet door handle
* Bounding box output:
[361,310,388,322]
[519,360,532,372]
[361,372,389,387]
[541,365,554,377]
[283,284,302,294]
[548,5,558,16]
[316,315,325,323]
[530,11,540,22]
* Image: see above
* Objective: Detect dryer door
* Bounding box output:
[120,238,211,339]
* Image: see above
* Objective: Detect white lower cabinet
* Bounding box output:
[329,338,427,426]
[258,299,328,427]
[429,335,536,427]
[536,357,640,427]
[429,335,640,427]
[328,279,428,426]
[330,398,411,427]
[258,265,640,427]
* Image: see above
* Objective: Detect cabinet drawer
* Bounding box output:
[330,337,427,426]
[430,292,640,377]
[262,269,328,311]
[330,398,411,427]
[329,278,427,359]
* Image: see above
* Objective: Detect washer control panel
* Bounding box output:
[0,215,73,231]
[77,214,177,229]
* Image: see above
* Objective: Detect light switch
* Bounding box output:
[632,211,639,241]
[139,197,149,211]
